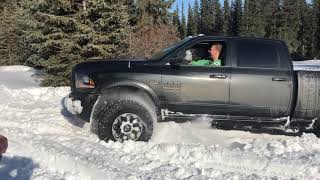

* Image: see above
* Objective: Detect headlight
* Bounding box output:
[75,73,96,89]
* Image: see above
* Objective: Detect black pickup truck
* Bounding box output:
[65,36,320,142]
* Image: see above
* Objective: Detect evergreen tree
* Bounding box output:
[24,0,132,86]
[180,1,187,38]
[136,0,174,26]
[231,0,242,36]
[315,0,320,58]
[0,0,26,65]
[200,0,214,35]
[212,0,223,35]
[126,0,138,26]
[264,0,281,39]
[241,0,265,37]
[297,0,314,57]
[222,0,231,36]
[280,0,303,53]
[187,3,197,36]
[172,4,180,27]
[193,0,201,34]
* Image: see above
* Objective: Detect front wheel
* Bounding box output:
[95,92,155,142]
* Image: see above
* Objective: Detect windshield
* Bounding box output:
[149,37,193,61]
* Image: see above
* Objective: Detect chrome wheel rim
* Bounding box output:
[112,113,144,142]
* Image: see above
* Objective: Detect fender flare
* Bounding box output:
[102,79,161,108]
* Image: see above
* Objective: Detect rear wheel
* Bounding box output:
[96,91,155,142]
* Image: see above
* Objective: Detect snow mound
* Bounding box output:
[0,65,34,72]
[293,60,320,71]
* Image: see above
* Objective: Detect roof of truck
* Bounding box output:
[186,34,285,43]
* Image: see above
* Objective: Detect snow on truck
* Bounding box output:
[65,36,320,142]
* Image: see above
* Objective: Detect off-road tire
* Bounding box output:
[96,91,155,142]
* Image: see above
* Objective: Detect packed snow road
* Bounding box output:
[1,65,320,179]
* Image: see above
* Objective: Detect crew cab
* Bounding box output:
[65,36,320,142]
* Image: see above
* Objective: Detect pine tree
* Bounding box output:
[136,0,174,26]
[172,4,180,27]
[180,1,187,38]
[200,0,215,35]
[315,0,320,58]
[241,0,265,37]
[126,0,138,26]
[231,0,242,36]
[264,0,281,39]
[193,0,201,34]
[24,0,132,86]
[222,0,231,36]
[280,0,303,53]
[187,3,197,36]
[297,0,314,57]
[0,0,25,65]
[212,0,223,35]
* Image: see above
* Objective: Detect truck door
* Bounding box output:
[161,40,231,115]
[229,40,293,117]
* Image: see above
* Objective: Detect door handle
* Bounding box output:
[210,74,227,79]
[272,77,288,81]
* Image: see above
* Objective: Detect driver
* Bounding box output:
[190,43,222,66]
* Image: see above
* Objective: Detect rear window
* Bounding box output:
[237,41,279,68]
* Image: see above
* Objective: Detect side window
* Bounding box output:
[237,42,279,68]
[180,41,226,67]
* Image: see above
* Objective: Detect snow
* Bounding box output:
[1,65,320,179]
[293,60,320,71]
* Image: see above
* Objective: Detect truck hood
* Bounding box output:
[73,59,160,75]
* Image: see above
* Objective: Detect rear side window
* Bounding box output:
[237,41,279,68]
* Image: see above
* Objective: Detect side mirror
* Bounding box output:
[291,53,305,61]
[169,50,192,65]
[170,56,184,64]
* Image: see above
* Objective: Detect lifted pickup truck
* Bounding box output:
[66,36,320,142]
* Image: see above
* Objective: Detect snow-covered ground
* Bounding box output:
[1,65,320,179]
[293,59,320,71]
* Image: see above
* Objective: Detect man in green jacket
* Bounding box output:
[191,43,222,66]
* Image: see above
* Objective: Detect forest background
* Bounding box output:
[0,0,319,86]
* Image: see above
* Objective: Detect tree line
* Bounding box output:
[176,0,320,59]
[0,0,319,86]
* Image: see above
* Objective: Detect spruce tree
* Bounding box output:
[200,0,214,35]
[212,0,223,35]
[193,0,201,34]
[231,0,242,36]
[222,0,231,36]
[278,0,302,52]
[297,0,314,57]
[315,0,320,58]
[136,0,174,26]
[24,0,131,86]
[172,4,180,27]
[0,0,25,65]
[241,0,265,37]
[264,0,281,39]
[126,0,138,26]
[180,1,187,38]
[187,3,197,36]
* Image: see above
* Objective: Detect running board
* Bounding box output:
[161,109,316,131]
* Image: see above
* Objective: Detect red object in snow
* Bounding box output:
[0,135,8,160]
